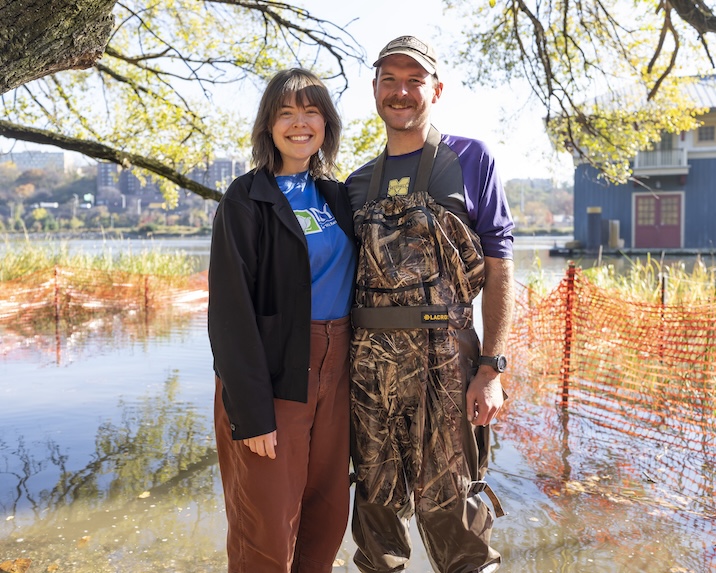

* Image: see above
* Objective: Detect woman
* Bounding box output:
[208,69,356,573]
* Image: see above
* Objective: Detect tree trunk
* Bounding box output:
[0,0,116,95]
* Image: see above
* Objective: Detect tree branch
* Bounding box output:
[209,0,365,92]
[1,0,366,202]
[668,0,716,34]
[0,120,222,202]
[648,6,680,100]
[668,0,716,65]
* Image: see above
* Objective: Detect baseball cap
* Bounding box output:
[373,36,438,76]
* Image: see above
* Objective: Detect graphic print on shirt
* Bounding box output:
[388,177,410,196]
[294,210,321,234]
[294,203,338,235]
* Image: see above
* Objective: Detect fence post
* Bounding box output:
[142,274,150,314]
[659,269,669,360]
[560,262,576,407]
[54,265,61,364]
[54,265,60,324]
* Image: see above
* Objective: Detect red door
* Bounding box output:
[634,193,682,248]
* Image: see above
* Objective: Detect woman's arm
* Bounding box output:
[208,183,277,441]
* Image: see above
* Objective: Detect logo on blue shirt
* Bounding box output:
[294,205,337,235]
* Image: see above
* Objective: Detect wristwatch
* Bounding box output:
[478,354,507,373]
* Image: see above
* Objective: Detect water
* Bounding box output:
[1,236,713,572]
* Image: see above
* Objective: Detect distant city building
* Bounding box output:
[97,157,249,201]
[120,169,162,198]
[188,157,249,191]
[97,162,120,190]
[0,150,66,172]
[96,161,162,199]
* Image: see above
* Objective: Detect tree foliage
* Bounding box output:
[504,178,573,229]
[447,0,716,183]
[0,0,365,204]
[336,113,386,181]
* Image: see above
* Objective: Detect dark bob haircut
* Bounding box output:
[251,69,341,178]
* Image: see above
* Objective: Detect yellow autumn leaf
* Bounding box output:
[0,559,32,573]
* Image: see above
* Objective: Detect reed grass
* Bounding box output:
[523,253,716,304]
[0,237,196,282]
[583,253,716,304]
[523,253,551,298]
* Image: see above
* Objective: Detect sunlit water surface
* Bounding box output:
[1,236,713,572]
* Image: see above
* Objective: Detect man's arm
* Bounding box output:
[466,255,515,426]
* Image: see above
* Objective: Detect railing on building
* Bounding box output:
[633,148,689,174]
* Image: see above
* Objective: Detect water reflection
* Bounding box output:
[493,389,715,573]
[0,362,224,571]
[2,310,203,367]
[1,268,208,365]
[2,237,715,572]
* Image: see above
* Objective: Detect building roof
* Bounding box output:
[588,74,716,111]
[682,75,716,109]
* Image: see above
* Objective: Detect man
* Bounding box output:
[346,35,515,573]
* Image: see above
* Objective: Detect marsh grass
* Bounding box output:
[582,253,716,304]
[0,236,196,282]
[0,237,203,330]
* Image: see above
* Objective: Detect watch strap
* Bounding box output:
[478,354,506,372]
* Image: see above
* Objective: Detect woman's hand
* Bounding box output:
[242,431,278,459]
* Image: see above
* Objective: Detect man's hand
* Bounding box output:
[466,367,504,427]
[243,430,278,459]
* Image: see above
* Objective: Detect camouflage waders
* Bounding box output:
[350,128,504,573]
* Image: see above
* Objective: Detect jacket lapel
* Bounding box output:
[250,168,307,247]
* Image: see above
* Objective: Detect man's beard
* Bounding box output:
[379,97,426,131]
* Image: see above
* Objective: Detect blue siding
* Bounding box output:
[574,160,716,249]
[574,165,633,247]
[683,158,716,250]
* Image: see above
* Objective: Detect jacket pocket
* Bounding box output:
[256,313,282,378]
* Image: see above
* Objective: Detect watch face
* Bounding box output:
[496,355,507,372]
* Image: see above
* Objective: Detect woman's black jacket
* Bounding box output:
[208,168,355,440]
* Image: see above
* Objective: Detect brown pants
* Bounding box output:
[214,316,351,573]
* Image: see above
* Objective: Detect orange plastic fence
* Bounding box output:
[0,266,208,362]
[503,264,715,559]
[0,266,208,320]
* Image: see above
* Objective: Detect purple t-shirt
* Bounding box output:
[346,132,514,259]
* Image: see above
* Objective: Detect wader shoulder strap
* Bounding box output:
[365,125,441,204]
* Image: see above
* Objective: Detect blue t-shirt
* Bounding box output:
[276,172,355,320]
